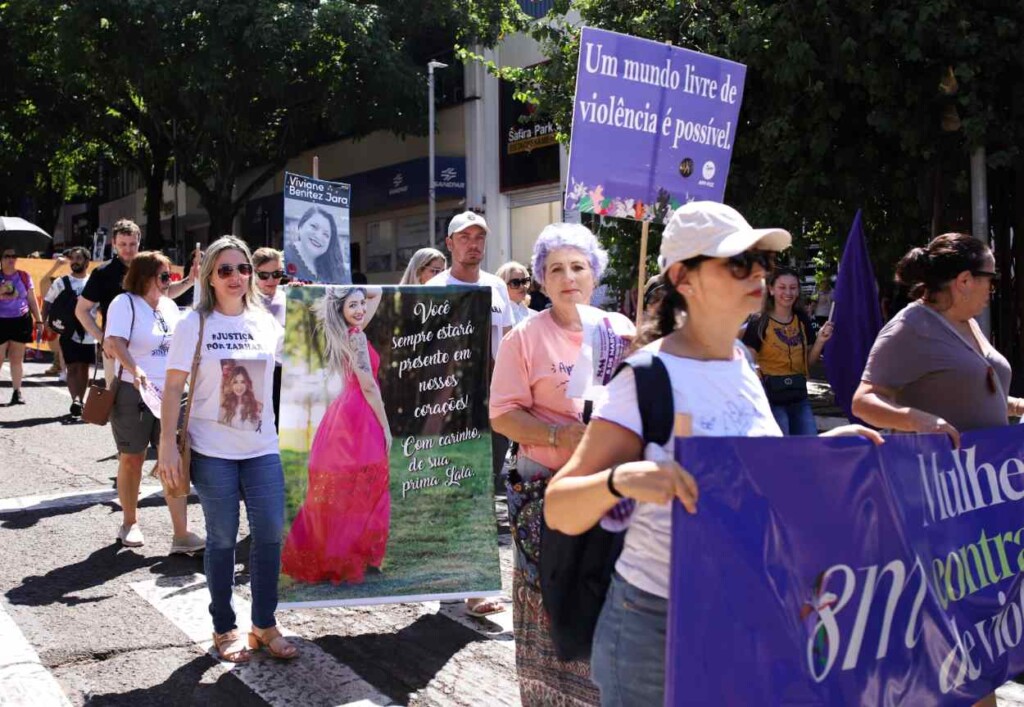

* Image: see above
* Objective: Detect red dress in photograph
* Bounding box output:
[281,336,390,584]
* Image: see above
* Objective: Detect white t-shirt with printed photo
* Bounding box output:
[166,307,283,460]
[593,343,781,599]
[425,269,514,360]
[44,274,97,344]
[106,293,182,387]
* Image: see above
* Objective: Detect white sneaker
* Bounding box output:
[169,531,206,555]
[117,523,145,547]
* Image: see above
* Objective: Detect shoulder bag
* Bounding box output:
[82,296,135,425]
[162,314,205,498]
[762,314,810,405]
[539,349,674,661]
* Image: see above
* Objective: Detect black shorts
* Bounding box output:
[60,338,97,365]
[0,314,33,345]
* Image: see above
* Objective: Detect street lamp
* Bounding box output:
[427,60,449,247]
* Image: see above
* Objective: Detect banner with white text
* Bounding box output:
[278,285,500,607]
[669,427,1024,705]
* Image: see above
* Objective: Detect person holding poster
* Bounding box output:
[491,223,633,706]
[158,236,294,663]
[285,206,348,284]
[544,202,879,706]
[102,251,204,554]
[281,286,392,585]
[398,247,447,285]
[854,233,1024,441]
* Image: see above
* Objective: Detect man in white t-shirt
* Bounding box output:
[426,210,512,618]
[426,211,514,360]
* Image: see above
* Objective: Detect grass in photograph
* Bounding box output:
[277,432,501,604]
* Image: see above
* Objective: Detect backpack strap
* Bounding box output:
[613,350,674,447]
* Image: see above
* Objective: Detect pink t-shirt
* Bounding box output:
[490,310,584,471]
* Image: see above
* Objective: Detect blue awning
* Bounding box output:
[337,156,466,217]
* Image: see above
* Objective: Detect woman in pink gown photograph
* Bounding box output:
[281,286,393,584]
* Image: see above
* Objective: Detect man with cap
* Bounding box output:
[427,210,513,618]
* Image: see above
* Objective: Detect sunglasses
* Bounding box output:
[507,277,531,289]
[972,269,1000,294]
[2,254,16,260]
[685,249,777,279]
[158,271,172,283]
[256,270,285,281]
[215,263,253,279]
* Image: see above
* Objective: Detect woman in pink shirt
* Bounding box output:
[490,223,634,707]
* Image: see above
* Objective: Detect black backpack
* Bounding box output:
[539,350,674,661]
[46,276,84,338]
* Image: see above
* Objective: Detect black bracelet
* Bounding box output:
[607,465,624,499]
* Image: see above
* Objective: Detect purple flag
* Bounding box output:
[823,210,882,422]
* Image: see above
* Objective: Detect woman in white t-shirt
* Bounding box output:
[104,251,204,555]
[544,202,881,706]
[157,236,296,664]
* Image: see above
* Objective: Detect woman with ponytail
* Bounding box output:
[742,267,833,435]
[853,233,1023,445]
[545,202,881,706]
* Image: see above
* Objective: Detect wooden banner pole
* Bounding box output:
[635,219,650,330]
[313,155,319,180]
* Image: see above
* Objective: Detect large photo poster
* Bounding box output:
[283,171,352,284]
[278,285,501,607]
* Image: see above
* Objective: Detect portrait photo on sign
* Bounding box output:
[277,284,500,607]
[218,359,267,433]
[282,199,351,285]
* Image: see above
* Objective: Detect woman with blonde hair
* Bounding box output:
[495,260,535,325]
[282,285,392,584]
[158,236,295,663]
[399,247,447,285]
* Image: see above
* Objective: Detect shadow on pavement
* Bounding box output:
[7,542,203,608]
[0,415,68,428]
[317,612,482,704]
[1,492,187,530]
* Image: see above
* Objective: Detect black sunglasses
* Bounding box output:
[256,269,285,281]
[158,271,172,283]
[2,254,16,260]
[508,277,531,289]
[216,263,253,279]
[684,249,777,279]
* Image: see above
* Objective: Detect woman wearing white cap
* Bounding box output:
[544,202,881,705]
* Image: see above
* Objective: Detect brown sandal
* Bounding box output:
[212,630,251,663]
[248,626,299,660]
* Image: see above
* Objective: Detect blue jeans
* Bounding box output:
[591,573,668,707]
[771,398,818,435]
[190,451,285,634]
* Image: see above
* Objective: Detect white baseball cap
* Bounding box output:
[447,211,490,238]
[658,201,791,269]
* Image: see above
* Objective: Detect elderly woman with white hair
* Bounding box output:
[490,223,634,706]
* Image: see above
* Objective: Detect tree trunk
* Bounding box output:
[143,145,169,251]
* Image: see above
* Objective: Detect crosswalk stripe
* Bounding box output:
[131,574,394,706]
[0,485,167,515]
[0,602,71,707]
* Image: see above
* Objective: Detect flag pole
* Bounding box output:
[636,220,650,330]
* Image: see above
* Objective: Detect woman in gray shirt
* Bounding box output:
[853,233,1024,447]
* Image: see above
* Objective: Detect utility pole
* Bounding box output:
[427,60,448,247]
[971,146,990,337]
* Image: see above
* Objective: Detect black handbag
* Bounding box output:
[762,373,808,404]
[539,350,674,661]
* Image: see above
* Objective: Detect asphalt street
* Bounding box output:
[0,359,518,706]
[5,359,1024,706]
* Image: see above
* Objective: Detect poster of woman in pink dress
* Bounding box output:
[280,286,391,584]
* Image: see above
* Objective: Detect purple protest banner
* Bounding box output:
[565,27,747,221]
[669,428,1024,705]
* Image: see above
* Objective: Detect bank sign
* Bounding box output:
[668,427,1024,705]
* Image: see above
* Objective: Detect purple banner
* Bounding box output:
[669,428,1024,705]
[565,27,747,222]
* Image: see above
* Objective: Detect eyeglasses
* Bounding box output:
[215,263,253,279]
[972,269,1000,293]
[1,255,16,260]
[508,277,531,289]
[256,270,285,281]
[684,249,777,279]
[157,271,172,283]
